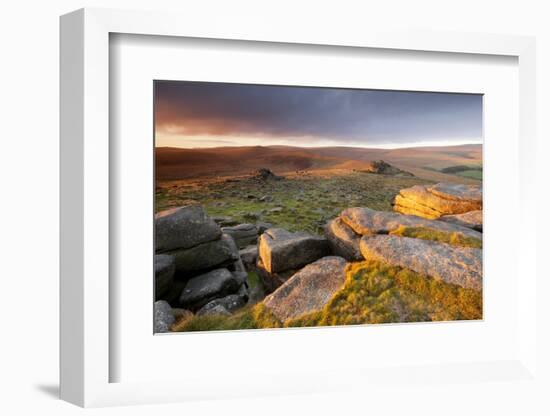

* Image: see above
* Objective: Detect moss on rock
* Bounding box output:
[389,225,482,248]
[287,260,482,327]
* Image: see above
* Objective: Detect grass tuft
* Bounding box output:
[171,304,282,332]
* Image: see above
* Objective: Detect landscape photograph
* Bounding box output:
[153,80,483,333]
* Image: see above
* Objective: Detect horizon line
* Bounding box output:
[154,141,482,151]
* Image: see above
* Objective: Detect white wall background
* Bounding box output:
[1,0,548,414]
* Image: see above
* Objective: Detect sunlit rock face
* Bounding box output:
[360,235,482,291]
[263,256,348,322]
[340,206,481,240]
[393,183,482,219]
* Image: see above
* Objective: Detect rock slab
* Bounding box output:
[256,257,298,293]
[197,291,248,316]
[167,233,239,274]
[359,235,482,290]
[179,268,242,310]
[222,223,258,249]
[324,218,363,261]
[428,183,482,202]
[393,183,482,219]
[263,256,348,322]
[155,205,221,252]
[440,210,483,232]
[341,207,482,240]
[258,228,330,274]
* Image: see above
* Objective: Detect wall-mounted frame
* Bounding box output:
[60,7,538,408]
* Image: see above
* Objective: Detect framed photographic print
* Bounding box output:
[60,7,539,408]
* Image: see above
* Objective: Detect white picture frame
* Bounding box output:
[60,7,538,408]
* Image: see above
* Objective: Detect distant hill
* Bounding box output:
[155,144,482,184]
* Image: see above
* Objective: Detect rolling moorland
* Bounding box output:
[156,144,482,182]
[153,144,483,332]
[155,144,481,234]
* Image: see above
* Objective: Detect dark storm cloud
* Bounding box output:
[155,81,482,145]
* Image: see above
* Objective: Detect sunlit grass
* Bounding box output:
[172,259,482,332]
[389,225,482,248]
[171,303,282,332]
[287,260,482,327]
[155,172,430,234]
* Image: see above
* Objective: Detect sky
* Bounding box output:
[154,81,483,149]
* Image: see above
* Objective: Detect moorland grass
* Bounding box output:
[432,164,482,181]
[389,225,482,249]
[156,172,429,234]
[456,170,483,180]
[170,303,281,332]
[172,260,482,332]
